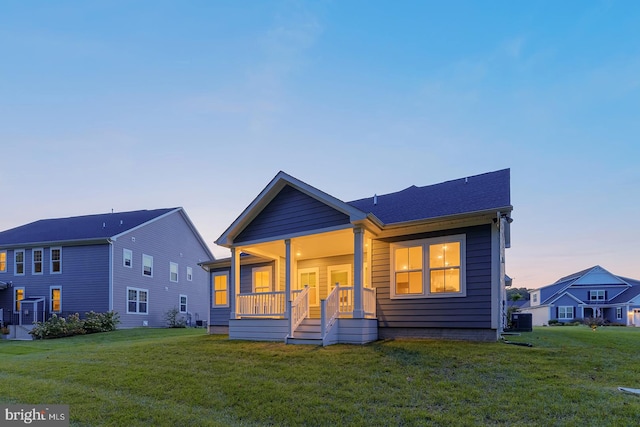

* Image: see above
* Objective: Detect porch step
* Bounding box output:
[287,318,322,344]
[286,337,323,345]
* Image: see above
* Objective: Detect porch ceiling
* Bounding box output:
[241,229,356,261]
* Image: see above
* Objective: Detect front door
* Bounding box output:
[297,268,319,307]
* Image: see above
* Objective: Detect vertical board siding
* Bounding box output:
[235,185,350,243]
[112,211,211,328]
[373,225,494,329]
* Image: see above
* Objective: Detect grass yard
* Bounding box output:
[1,326,639,426]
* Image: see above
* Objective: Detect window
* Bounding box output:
[558,306,574,320]
[15,287,25,311]
[123,249,133,268]
[170,262,179,283]
[390,235,466,299]
[533,293,538,303]
[142,254,153,277]
[179,295,187,313]
[590,290,606,301]
[252,266,272,293]
[328,264,352,308]
[14,249,25,276]
[616,307,623,320]
[212,272,229,307]
[0,250,6,272]
[50,247,62,274]
[32,249,43,275]
[297,267,319,306]
[127,287,148,314]
[50,286,62,313]
[186,266,193,282]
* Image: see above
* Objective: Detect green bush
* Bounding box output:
[30,311,120,339]
[164,307,187,328]
[548,319,559,325]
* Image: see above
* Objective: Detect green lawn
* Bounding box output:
[1,326,639,426]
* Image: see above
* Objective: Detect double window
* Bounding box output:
[212,272,229,307]
[390,235,466,299]
[589,290,606,301]
[558,306,574,320]
[127,287,148,314]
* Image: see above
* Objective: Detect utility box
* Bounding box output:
[510,313,533,332]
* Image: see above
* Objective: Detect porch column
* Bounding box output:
[229,247,240,319]
[284,239,292,319]
[353,227,364,318]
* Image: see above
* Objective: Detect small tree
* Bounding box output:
[164,307,187,328]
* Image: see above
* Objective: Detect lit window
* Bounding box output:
[558,306,574,320]
[127,287,148,314]
[212,272,228,307]
[328,264,352,308]
[390,235,466,299]
[297,268,319,306]
[0,250,6,272]
[50,247,62,274]
[50,287,62,313]
[15,287,25,311]
[590,290,605,301]
[142,254,153,277]
[170,262,179,283]
[123,249,133,268]
[32,249,43,274]
[14,250,25,276]
[186,266,193,281]
[252,266,272,293]
[179,295,187,313]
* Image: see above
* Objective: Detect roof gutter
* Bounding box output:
[0,238,113,249]
[379,205,513,231]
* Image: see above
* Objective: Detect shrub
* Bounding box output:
[164,307,187,328]
[583,317,606,330]
[30,311,119,339]
[84,311,120,333]
[548,319,559,325]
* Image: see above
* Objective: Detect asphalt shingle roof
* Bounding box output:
[0,208,176,245]
[347,169,511,224]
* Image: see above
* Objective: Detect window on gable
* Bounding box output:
[123,249,133,268]
[14,250,25,276]
[127,287,148,314]
[590,290,606,301]
[50,247,62,274]
[212,272,229,307]
[32,248,43,275]
[179,295,187,313]
[558,306,574,320]
[391,235,466,299]
[50,286,62,313]
[170,262,179,283]
[142,254,153,277]
[0,250,6,272]
[187,266,193,281]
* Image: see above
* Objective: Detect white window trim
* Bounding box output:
[142,254,153,278]
[14,286,25,312]
[390,234,466,299]
[170,262,179,283]
[123,249,133,268]
[50,247,62,274]
[0,250,7,273]
[558,306,574,320]
[186,266,193,282]
[616,307,622,320]
[14,249,25,276]
[50,285,62,313]
[297,267,320,307]
[590,290,605,301]
[32,248,44,275]
[127,287,149,314]
[179,294,188,313]
[252,266,272,293]
[212,271,229,307]
[327,264,352,292]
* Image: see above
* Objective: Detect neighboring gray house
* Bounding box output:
[202,169,513,345]
[0,208,213,334]
[521,266,640,326]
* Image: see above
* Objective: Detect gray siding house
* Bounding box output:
[521,266,640,326]
[0,208,213,335]
[203,169,512,345]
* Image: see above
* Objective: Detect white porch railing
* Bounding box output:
[321,285,340,344]
[363,287,377,318]
[237,291,285,317]
[337,286,354,315]
[290,286,309,336]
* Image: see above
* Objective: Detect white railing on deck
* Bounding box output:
[290,286,309,335]
[237,291,285,317]
[337,286,354,314]
[363,287,377,318]
[321,285,340,341]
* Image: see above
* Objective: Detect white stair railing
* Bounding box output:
[363,287,376,317]
[237,291,285,317]
[290,286,309,336]
[322,285,340,342]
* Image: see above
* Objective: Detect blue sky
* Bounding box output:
[1,1,639,289]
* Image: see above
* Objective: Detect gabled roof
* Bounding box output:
[216,169,512,246]
[348,169,511,225]
[0,208,176,247]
